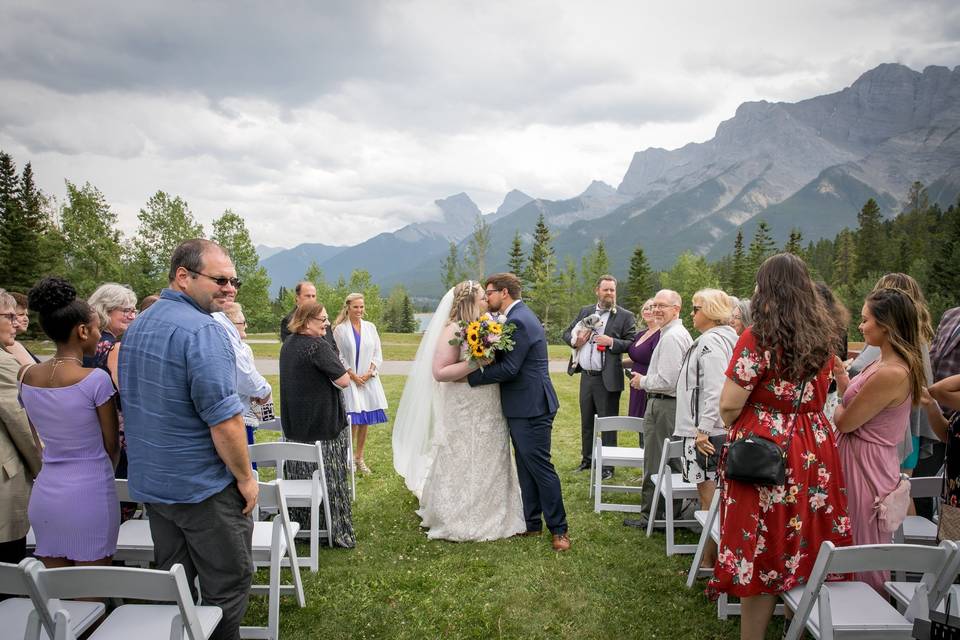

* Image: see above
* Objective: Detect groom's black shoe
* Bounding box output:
[574,460,591,472]
[601,468,614,481]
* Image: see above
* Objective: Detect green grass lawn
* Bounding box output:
[246,374,781,639]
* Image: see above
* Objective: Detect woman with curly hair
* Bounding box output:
[707,253,852,640]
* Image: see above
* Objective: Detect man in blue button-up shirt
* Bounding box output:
[120,239,255,640]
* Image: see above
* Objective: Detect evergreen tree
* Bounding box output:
[128,191,204,298]
[507,231,525,279]
[832,228,858,289]
[747,220,777,280]
[440,242,462,291]
[806,238,836,283]
[557,257,581,324]
[783,228,804,257]
[929,202,960,309]
[211,210,273,332]
[730,229,748,297]
[0,151,19,281]
[854,198,885,279]
[905,181,930,215]
[59,181,124,295]
[660,252,719,333]
[622,245,654,313]
[579,239,611,300]
[6,162,49,292]
[400,293,417,333]
[524,213,560,332]
[463,215,491,280]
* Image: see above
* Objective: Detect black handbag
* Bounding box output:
[724,377,811,487]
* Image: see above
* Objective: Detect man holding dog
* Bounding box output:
[562,275,637,480]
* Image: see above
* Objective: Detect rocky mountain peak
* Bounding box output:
[495,189,534,218]
[580,180,617,198]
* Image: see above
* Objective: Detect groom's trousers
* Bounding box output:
[508,411,568,535]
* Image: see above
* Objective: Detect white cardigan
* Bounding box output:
[333,320,388,415]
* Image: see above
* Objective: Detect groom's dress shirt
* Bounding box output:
[502,299,521,317]
[573,306,610,372]
[641,317,693,397]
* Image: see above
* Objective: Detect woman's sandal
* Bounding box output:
[356,459,372,474]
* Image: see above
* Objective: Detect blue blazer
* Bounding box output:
[467,300,560,419]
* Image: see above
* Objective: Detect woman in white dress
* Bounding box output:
[393,280,525,541]
[333,293,389,474]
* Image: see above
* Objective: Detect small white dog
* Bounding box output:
[570,312,603,358]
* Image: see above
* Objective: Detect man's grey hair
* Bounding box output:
[656,289,682,307]
[0,288,15,313]
[88,283,137,328]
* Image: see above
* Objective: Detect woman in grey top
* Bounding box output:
[674,289,738,568]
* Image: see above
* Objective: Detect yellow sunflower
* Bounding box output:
[466,330,480,346]
[488,322,502,334]
[471,344,486,358]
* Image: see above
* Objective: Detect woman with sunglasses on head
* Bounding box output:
[20,277,121,569]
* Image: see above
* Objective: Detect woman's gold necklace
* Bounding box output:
[49,356,82,383]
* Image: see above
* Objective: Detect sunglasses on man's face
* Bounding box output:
[186,268,242,289]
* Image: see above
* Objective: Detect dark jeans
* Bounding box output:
[509,412,568,535]
[579,372,621,468]
[146,483,254,640]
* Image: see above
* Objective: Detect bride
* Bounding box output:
[392,280,525,541]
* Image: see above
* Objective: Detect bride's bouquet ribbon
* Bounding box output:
[449,312,516,369]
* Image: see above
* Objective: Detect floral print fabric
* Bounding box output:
[707,328,852,598]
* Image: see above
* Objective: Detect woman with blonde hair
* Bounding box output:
[332,293,388,473]
[626,298,661,419]
[675,289,738,568]
[393,280,525,541]
[832,287,924,591]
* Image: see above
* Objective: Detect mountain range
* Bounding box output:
[261,62,960,297]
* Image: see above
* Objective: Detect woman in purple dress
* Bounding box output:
[19,277,120,567]
[627,299,661,418]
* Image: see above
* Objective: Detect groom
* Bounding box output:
[468,273,570,551]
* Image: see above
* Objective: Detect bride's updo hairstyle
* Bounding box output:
[28,276,95,344]
[448,280,483,323]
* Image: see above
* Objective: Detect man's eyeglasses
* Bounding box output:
[0,312,16,323]
[233,320,248,326]
[186,268,242,289]
[649,303,676,310]
[484,288,499,295]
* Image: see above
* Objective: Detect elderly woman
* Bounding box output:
[5,292,40,366]
[729,297,752,335]
[332,293,389,474]
[84,283,138,387]
[213,302,272,450]
[279,302,355,548]
[0,288,42,563]
[674,289,738,568]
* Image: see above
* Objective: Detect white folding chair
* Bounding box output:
[261,416,355,502]
[885,539,960,614]
[782,541,954,640]
[248,441,333,572]
[686,489,721,588]
[23,561,221,640]
[894,475,940,546]
[590,415,645,513]
[243,479,306,640]
[645,438,700,554]
[113,480,154,568]
[0,558,104,640]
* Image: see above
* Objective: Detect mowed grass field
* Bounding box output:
[244,373,783,640]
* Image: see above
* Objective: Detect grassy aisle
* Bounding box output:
[247,374,782,639]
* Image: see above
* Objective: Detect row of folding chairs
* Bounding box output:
[258,418,356,502]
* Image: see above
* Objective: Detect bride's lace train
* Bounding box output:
[417,383,525,541]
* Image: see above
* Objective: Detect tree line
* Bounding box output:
[442,182,960,341]
[0,150,418,334]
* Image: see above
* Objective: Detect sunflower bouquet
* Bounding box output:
[449,312,516,368]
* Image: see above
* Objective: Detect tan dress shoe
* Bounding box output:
[551,533,571,551]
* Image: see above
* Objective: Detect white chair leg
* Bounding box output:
[665,483,676,555]
[593,438,602,513]
[686,521,710,587]
[282,520,306,608]
[646,473,663,537]
[310,485,320,573]
[269,520,282,640]
[348,435,356,501]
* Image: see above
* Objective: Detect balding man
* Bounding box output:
[280,281,318,343]
[624,289,692,528]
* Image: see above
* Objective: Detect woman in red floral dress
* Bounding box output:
[707,254,852,640]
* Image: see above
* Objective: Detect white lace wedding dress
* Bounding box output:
[392,291,525,542]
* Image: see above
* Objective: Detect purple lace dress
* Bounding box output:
[627,329,660,418]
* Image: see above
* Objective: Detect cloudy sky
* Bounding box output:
[1,1,958,249]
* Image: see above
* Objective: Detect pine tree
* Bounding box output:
[623,245,654,313]
[400,293,417,333]
[440,242,462,291]
[929,203,960,307]
[507,231,525,279]
[854,198,885,279]
[905,181,930,215]
[579,239,611,300]
[783,228,804,257]
[660,252,719,333]
[731,228,748,297]
[0,152,21,283]
[832,228,858,289]
[557,257,580,323]
[524,213,560,330]
[747,220,777,281]
[6,162,49,292]
[212,210,273,331]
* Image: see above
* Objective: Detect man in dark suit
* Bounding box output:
[280,281,317,343]
[468,272,570,551]
[562,275,637,480]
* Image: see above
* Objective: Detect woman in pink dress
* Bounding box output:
[833,287,925,592]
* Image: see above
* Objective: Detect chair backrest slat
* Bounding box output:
[593,415,644,434]
[248,441,321,466]
[31,565,182,601]
[0,560,30,596]
[114,478,133,503]
[910,475,943,498]
[825,542,950,575]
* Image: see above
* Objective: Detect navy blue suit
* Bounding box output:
[468,300,567,534]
